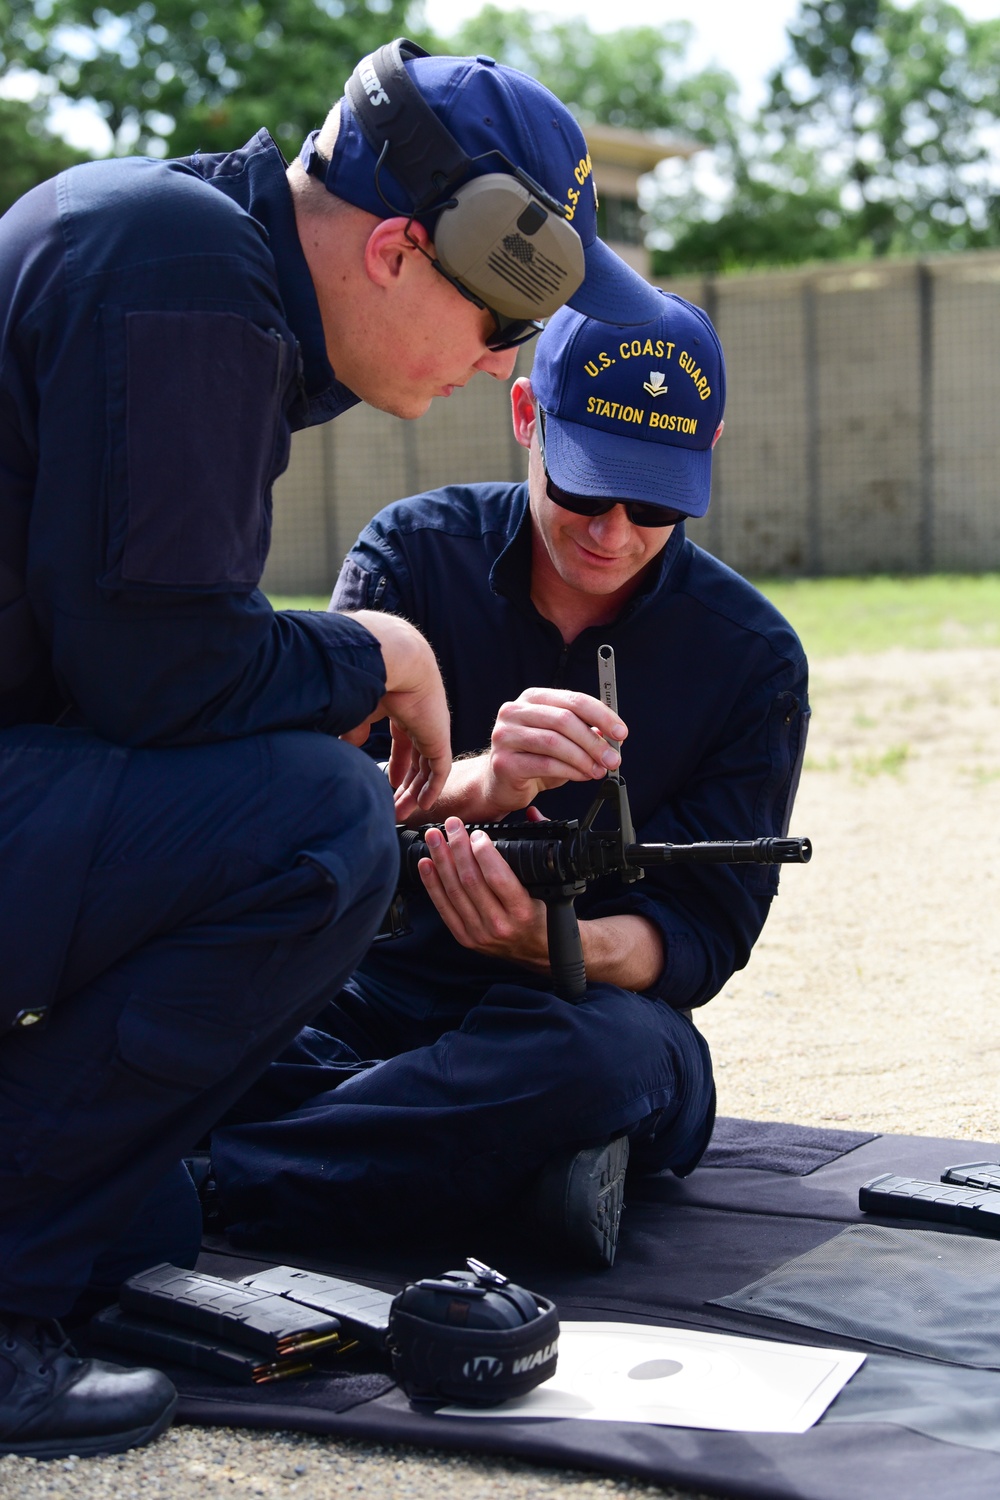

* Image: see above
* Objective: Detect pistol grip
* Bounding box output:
[546,896,588,1003]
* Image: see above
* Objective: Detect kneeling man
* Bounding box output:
[209,292,810,1266]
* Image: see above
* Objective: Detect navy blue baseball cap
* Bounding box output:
[301,48,666,327]
[530,293,727,517]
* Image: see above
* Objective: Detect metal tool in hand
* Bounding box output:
[382,644,812,1002]
[597,643,621,783]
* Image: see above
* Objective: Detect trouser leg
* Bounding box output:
[0,731,397,1317]
[212,981,714,1246]
[64,1162,205,1323]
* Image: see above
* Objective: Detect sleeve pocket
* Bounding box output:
[330,558,374,612]
[330,558,398,613]
[116,310,290,589]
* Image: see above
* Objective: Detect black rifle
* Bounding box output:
[381,774,811,1002]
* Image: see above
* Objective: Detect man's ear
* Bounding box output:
[711,419,725,449]
[510,377,536,451]
[363,216,426,287]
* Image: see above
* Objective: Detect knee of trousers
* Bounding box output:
[466,982,686,1127]
[256,734,399,914]
[244,743,400,1012]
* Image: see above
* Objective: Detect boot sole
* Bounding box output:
[0,1391,177,1460]
[536,1133,630,1269]
[566,1134,629,1268]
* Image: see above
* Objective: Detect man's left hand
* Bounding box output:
[417,817,549,969]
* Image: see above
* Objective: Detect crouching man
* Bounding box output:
[0,37,677,1459]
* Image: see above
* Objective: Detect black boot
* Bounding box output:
[0,1315,176,1459]
[531,1133,630,1269]
[184,1154,225,1232]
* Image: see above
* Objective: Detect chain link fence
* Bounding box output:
[262,248,1000,596]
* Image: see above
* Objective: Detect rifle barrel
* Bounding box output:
[627,837,812,866]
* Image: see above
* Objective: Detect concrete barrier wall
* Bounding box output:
[930,257,1000,571]
[262,248,1000,595]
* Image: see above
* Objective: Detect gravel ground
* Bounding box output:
[0,1432,687,1500]
[2,646,998,1500]
[698,645,1000,1141]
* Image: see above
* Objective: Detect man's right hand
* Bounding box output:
[425,687,626,823]
[337,610,451,813]
[484,687,628,812]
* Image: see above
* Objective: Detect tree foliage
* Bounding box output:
[766,0,1000,255]
[446,4,737,145]
[0,96,89,216]
[653,0,1000,273]
[653,172,859,276]
[2,0,422,158]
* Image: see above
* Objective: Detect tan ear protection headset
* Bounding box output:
[343,39,586,344]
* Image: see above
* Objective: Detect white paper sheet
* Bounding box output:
[437,1321,865,1433]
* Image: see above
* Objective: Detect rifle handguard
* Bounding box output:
[383,788,811,1003]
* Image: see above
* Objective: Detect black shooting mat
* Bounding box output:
[113,1121,1000,1500]
[697,1116,878,1174]
[825,1354,1000,1455]
[714,1222,1000,1367]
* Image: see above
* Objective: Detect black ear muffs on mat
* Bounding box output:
[388,1258,558,1405]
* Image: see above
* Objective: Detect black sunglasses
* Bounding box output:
[463,286,543,352]
[435,265,543,352]
[405,220,543,352]
[537,410,691,528]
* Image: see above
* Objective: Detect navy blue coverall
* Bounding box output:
[211,482,810,1247]
[0,133,401,1317]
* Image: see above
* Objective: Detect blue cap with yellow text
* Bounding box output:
[530,293,726,516]
[301,49,665,326]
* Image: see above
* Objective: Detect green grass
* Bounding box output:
[807,745,914,779]
[270,575,1000,661]
[851,743,911,779]
[268,596,328,612]
[753,574,1000,659]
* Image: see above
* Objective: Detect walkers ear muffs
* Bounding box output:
[343,39,586,322]
[388,1258,559,1406]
